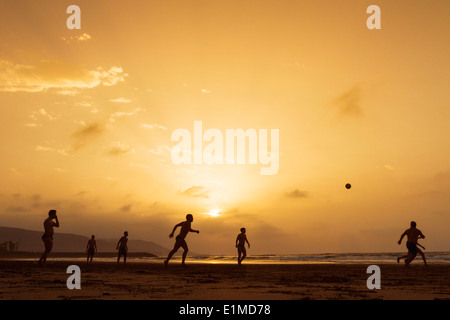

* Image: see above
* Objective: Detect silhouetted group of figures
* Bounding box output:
[37,210,427,267]
[38,210,251,266]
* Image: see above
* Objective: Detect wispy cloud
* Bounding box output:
[180,186,210,199]
[120,204,132,212]
[72,109,143,150]
[35,145,71,156]
[29,108,59,122]
[146,145,171,155]
[61,33,92,43]
[24,123,42,128]
[0,59,127,93]
[141,123,168,130]
[107,141,134,156]
[284,189,309,199]
[332,85,363,117]
[107,108,143,124]
[110,97,132,103]
[76,101,99,113]
[74,122,104,139]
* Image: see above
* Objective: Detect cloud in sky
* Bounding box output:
[141,123,168,130]
[284,189,309,199]
[107,141,134,156]
[110,97,132,103]
[24,108,60,127]
[71,108,144,150]
[74,122,105,139]
[35,145,71,156]
[332,85,363,117]
[73,108,143,138]
[61,33,92,43]
[107,108,143,124]
[180,186,210,199]
[0,59,127,93]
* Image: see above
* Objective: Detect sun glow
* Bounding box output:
[205,208,221,218]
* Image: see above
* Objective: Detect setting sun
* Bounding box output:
[204,208,222,218]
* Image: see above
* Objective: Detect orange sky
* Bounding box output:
[0,0,449,254]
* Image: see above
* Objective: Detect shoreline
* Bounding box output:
[1,260,449,300]
[2,250,449,265]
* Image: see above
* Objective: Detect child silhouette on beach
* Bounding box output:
[116,231,128,264]
[397,221,428,267]
[164,214,199,267]
[86,235,97,263]
[38,210,59,265]
[236,227,250,265]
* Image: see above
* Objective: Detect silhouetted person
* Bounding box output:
[164,214,199,267]
[397,221,427,266]
[116,231,128,264]
[236,227,250,265]
[38,210,59,265]
[86,235,97,263]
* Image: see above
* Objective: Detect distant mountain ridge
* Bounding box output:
[0,226,170,256]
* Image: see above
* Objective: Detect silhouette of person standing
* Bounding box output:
[86,235,97,263]
[116,231,128,264]
[38,210,59,265]
[164,214,199,267]
[236,228,250,265]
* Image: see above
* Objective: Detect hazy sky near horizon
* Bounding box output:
[1,0,449,255]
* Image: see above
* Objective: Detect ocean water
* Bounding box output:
[21,251,450,264]
[167,252,450,264]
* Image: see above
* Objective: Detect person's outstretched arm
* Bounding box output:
[246,238,250,248]
[189,227,199,234]
[398,230,407,244]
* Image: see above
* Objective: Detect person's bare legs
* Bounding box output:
[405,253,417,266]
[237,247,246,265]
[417,248,428,267]
[38,238,53,265]
[181,242,188,266]
[164,250,175,267]
[397,254,409,263]
[240,247,247,264]
[164,242,181,267]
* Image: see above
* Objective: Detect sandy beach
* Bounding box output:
[0,260,449,300]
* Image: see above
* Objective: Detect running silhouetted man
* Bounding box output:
[397,221,427,266]
[164,214,199,266]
